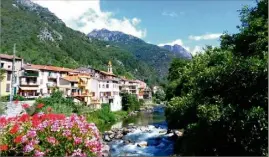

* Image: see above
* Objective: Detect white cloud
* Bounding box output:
[162,11,178,17]
[191,46,204,56]
[32,0,146,38]
[189,33,222,41]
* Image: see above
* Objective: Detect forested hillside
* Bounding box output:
[165,0,268,155]
[1,0,159,85]
[88,29,185,78]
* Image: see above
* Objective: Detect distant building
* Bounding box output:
[0,54,23,96]
[119,78,139,98]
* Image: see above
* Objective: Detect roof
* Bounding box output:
[0,54,22,60]
[61,76,79,82]
[100,71,117,77]
[23,64,76,72]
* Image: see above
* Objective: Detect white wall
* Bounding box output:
[110,95,122,112]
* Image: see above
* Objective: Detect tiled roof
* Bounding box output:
[0,54,22,60]
[62,75,79,82]
[23,64,76,72]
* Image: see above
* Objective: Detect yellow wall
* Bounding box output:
[0,71,10,96]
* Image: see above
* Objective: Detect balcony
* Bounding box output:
[47,82,57,88]
[23,71,39,77]
[48,73,57,79]
[20,81,39,86]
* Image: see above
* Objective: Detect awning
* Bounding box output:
[19,87,39,91]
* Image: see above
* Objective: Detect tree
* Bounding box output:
[165,0,268,155]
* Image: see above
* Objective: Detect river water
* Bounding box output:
[108,106,175,156]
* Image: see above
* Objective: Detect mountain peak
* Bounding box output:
[160,44,192,59]
[88,29,143,43]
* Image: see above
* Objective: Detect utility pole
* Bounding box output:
[10,44,16,103]
[0,55,2,97]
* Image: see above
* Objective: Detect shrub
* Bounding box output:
[0,113,102,156]
[121,92,140,111]
[26,91,83,116]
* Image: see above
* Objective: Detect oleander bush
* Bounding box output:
[0,112,102,156]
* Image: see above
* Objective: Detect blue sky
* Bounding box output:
[34,0,256,55]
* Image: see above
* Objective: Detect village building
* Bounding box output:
[136,79,152,100]
[75,61,122,111]
[119,78,139,98]
[0,54,23,96]
[19,64,75,98]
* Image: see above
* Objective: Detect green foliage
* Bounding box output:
[85,104,127,132]
[0,94,26,101]
[153,88,166,104]
[27,90,82,116]
[165,0,268,155]
[121,92,141,111]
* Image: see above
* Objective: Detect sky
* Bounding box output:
[32,0,257,55]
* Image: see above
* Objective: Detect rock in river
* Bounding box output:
[137,141,148,147]
[104,135,111,142]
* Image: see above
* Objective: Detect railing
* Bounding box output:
[23,71,39,77]
[46,82,56,87]
[20,81,39,86]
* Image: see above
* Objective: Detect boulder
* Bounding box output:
[124,140,131,144]
[173,130,183,137]
[104,135,111,142]
[137,141,147,147]
[122,128,130,135]
[128,123,134,126]
[109,133,115,139]
[115,134,123,139]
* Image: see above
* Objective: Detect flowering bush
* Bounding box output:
[0,113,102,156]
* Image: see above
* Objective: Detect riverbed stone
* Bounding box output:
[137,141,148,147]
[104,135,111,142]
[115,133,123,139]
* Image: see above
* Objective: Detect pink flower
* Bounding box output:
[74,137,83,145]
[34,150,45,157]
[23,144,34,153]
[63,130,71,137]
[71,148,86,157]
[47,137,58,145]
[21,135,28,143]
[26,130,37,138]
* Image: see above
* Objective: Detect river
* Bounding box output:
[106,106,175,156]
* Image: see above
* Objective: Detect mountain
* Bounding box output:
[1,0,160,85]
[160,44,192,59]
[88,29,185,79]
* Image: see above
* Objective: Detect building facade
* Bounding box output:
[0,54,23,97]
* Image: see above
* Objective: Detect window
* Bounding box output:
[102,84,105,88]
[6,83,10,92]
[106,84,109,88]
[7,71,11,81]
[107,81,109,83]
[71,82,74,87]
[8,65,11,68]
[92,92,95,96]
[0,63,3,68]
